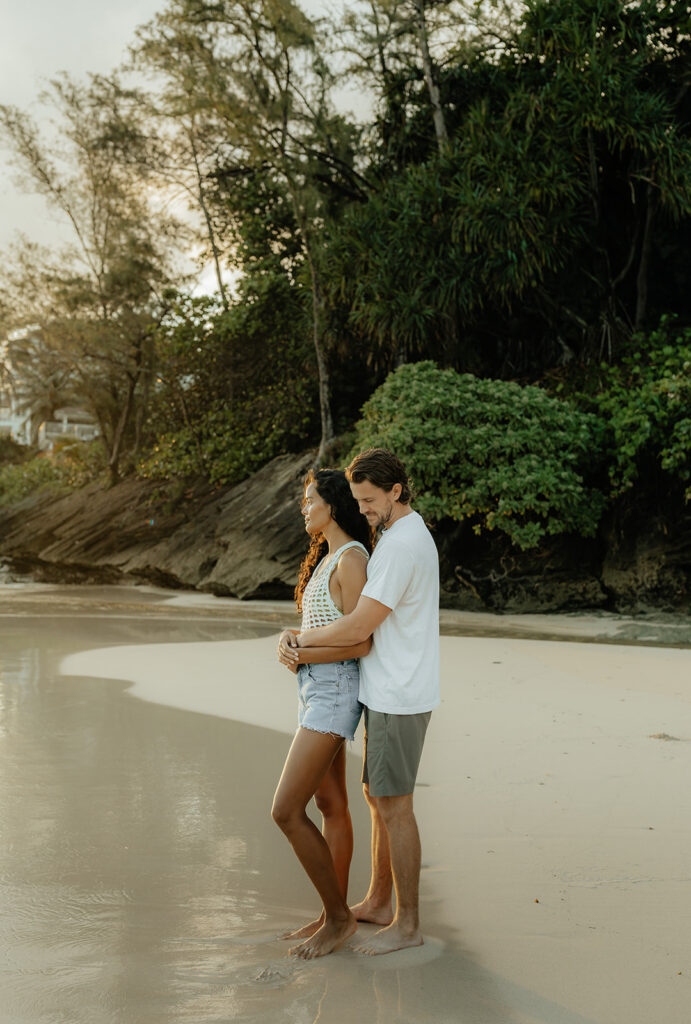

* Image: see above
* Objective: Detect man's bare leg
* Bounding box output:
[272,728,357,959]
[281,743,353,941]
[353,793,423,955]
[350,782,394,926]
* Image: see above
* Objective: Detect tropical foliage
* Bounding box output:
[0,0,689,548]
[0,441,104,506]
[0,75,184,483]
[578,318,691,499]
[348,361,607,548]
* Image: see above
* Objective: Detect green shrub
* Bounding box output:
[139,379,315,487]
[52,439,107,488]
[0,456,68,505]
[0,436,32,467]
[0,440,106,506]
[348,361,607,549]
[586,317,691,499]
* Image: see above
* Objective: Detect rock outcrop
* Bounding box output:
[600,514,691,611]
[0,451,314,599]
[0,451,688,611]
[435,524,609,613]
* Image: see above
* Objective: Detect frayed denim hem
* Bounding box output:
[300,723,355,742]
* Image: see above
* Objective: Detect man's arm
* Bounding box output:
[278,637,371,668]
[298,595,391,650]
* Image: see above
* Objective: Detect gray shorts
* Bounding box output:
[361,707,431,797]
[297,660,362,741]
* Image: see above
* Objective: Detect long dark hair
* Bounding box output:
[294,469,373,611]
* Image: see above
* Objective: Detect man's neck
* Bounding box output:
[383,502,413,530]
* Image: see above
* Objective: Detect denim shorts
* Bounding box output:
[297,660,362,741]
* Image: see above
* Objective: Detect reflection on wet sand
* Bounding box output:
[6,590,690,1024]
[0,612,516,1024]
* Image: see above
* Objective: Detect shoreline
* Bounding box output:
[2,579,690,647]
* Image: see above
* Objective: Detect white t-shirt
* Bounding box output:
[359,510,440,715]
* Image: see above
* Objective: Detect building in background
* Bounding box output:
[0,331,33,445]
[37,407,99,450]
[0,328,99,450]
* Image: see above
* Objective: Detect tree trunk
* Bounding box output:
[289,192,334,467]
[370,0,390,83]
[411,0,448,153]
[586,127,600,223]
[108,375,137,486]
[190,128,229,313]
[133,363,152,460]
[635,182,658,332]
[305,246,334,467]
[178,386,207,474]
[107,336,146,485]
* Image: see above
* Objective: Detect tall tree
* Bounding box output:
[327,0,691,374]
[137,0,368,463]
[130,26,234,310]
[338,0,456,159]
[0,75,186,482]
[411,0,448,150]
[1,328,80,444]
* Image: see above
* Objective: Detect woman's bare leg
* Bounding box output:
[281,742,353,940]
[272,728,357,958]
[318,743,353,895]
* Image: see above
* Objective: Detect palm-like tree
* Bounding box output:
[8,333,80,444]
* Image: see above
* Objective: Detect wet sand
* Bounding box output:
[2,585,691,1023]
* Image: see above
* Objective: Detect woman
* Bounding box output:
[272,469,372,960]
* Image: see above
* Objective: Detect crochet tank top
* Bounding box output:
[301,540,369,631]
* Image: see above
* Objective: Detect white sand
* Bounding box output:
[62,633,691,1024]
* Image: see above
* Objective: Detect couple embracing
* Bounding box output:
[272,447,440,960]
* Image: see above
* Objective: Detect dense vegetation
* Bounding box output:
[348,362,608,549]
[0,0,689,551]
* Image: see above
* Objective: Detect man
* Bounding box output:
[285,447,440,956]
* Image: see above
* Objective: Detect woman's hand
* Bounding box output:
[277,629,300,667]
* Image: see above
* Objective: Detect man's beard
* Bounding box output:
[374,501,395,530]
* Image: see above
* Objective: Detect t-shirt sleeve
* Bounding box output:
[361,544,414,610]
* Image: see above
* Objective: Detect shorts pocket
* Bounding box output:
[308,664,340,685]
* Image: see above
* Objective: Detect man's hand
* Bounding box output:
[277,629,300,667]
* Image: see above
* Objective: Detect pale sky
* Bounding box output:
[0,0,344,263]
[1,0,165,251]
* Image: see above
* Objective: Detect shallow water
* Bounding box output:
[0,599,533,1024]
[0,614,286,1022]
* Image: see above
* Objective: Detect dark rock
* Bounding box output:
[601,510,691,611]
[1,451,689,612]
[434,522,608,613]
[0,451,314,600]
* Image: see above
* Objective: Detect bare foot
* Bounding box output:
[350,896,393,926]
[280,913,324,941]
[353,921,423,956]
[289,913,357,960]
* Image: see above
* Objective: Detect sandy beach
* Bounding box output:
[1,583,689,1023]
[56,592,691,1024]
